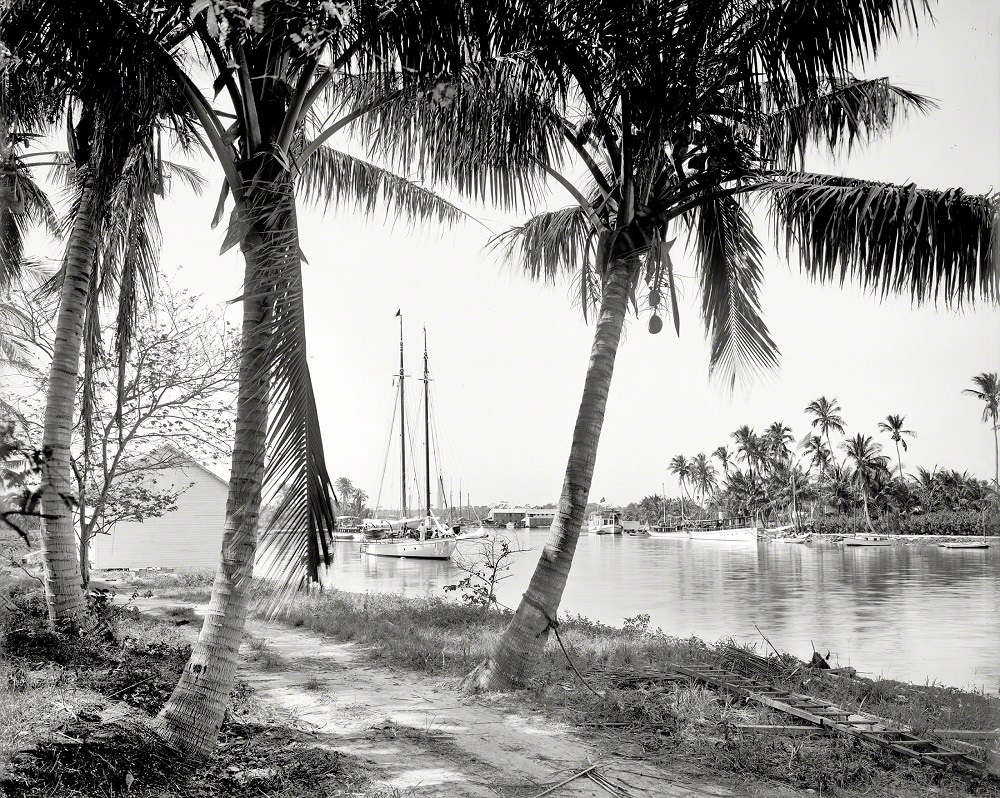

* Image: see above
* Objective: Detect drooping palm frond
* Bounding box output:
[759,76,933,170]
[351,54,565,212]
[737,0,928,108]
[770,173,1000,307]
[490,204,594,289]
[296,145,474,229]
[0,158,59,285]
[692,193,779,390]
[236,179,335,595]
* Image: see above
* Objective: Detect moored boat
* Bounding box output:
[939,540,990,550]
[843,534,893,547]
[588,510,623,535]
[361,316,457,560]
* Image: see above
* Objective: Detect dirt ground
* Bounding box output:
[129,598,817,798]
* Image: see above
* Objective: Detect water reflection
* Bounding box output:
[316,534,999,692]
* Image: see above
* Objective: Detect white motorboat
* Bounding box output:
[687,524,758,542]
[939,540,990,550]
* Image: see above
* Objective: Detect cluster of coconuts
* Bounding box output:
[648,287,663,334]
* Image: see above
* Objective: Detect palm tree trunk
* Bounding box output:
[155,200,279,758]
[462,264,630,692]
[993,413,998,487]
[38,171,99,625]
[895,441,903,481]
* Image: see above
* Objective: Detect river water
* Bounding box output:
[320,531,1000,693]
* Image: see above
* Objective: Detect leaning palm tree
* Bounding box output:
[463,0,998,692]
[876,413,916,480]
[805,396,847,464]
[962,373,999,486]
[841,433,891,531]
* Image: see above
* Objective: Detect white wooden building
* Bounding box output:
[90,450,229,572]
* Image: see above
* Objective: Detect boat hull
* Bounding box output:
[843,536,892,547]
[688,527,758,542]
[360,538,458,559]
[939,541,990,549]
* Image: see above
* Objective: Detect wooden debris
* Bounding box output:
[672,664,996,779]
[529,763,597,797]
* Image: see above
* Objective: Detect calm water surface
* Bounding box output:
[320,532,1000,693]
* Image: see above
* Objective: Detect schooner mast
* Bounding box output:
[397,311,407,518]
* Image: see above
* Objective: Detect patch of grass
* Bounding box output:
[100,570,214,603]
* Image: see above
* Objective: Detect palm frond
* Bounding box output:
[769,173,1000,307]
[0,158,59,286]
[489,205,595,290]
[349,55,565,212]
[760,76,933,170]
[297,145,473,229]
[693,194,779,390]
[236,180,335,597]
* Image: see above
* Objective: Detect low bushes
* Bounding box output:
[812,509,999,537]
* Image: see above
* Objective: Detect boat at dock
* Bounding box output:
[361,315,457,561]
[588,510,623,535]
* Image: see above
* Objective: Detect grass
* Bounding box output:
[90,569,1000,796]
[0,571,377,798]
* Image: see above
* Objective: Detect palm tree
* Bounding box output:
[804,396,846,468]
[3,1,197,624]
[463,0,997,692]
[731,426,762,482]
[712,445,732,477]
[764,421,794,467]
[799,434,832,476]
[668,454,692,515]
[962,373,999,486]
[690,453,717,511]
[841,434,891,531]
[877,414,916,480]
[13,0,510,754]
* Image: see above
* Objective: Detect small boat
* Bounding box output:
[843,534,893,547]
[622,520,649,536]
[454,526,491,541]
[588,510,623,535]
[773,533,812,544]
[332,516,363,541]
[939,540,990,550]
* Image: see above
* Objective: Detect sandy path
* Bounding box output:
[133,599,805,798]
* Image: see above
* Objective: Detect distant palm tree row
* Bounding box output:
[661,377,998,527]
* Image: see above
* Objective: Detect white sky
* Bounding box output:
[32,1,999,507]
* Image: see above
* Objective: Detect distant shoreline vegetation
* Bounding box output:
[809,509,1000,538]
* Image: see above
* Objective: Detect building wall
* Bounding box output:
[90,463,228,571]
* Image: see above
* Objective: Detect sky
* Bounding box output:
[29,2,999,509]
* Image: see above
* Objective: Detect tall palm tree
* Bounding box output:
[841,433,891,530]
[804,396,846,468]
[690,452,717,510]
[877,413,916,480]
[3,0,197,624]
[14,0,514,754]
[465,0,997,692]
[667,454,692,514]
[962,372,999,486]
